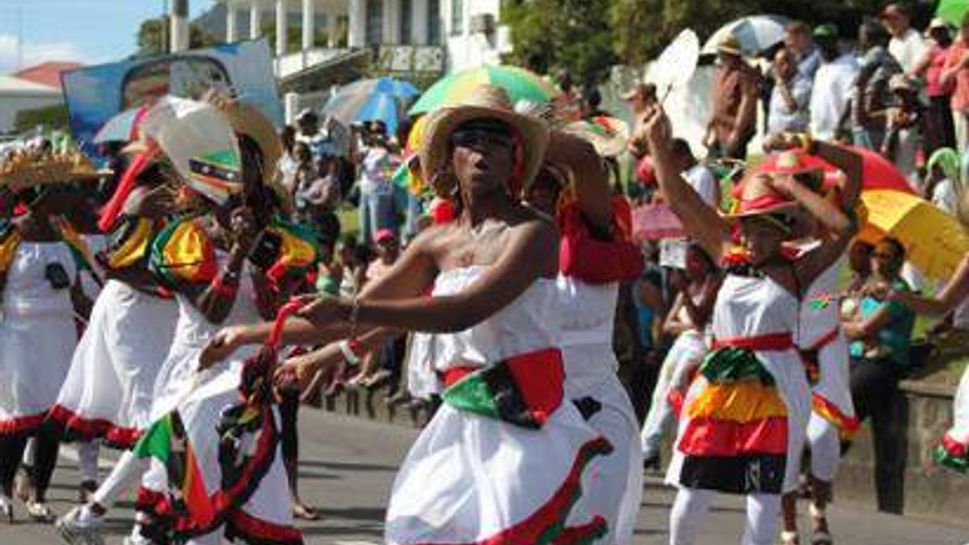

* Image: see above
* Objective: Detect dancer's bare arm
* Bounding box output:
[643,107,731,261]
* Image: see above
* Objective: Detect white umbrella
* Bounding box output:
[648,29,701,103]
[702,14,792,55]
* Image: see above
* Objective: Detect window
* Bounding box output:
[365,0,384,45]
[428,0,442,44]
[400,0,413,44]
[450,0,463,36]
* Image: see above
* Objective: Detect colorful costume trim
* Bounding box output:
[935,432,969,473]
[677,346,789,494]
[133,403,286,542]
[441,347,565,429]
[557,201,643,285]
[48,404,142,449]
[149,216,218,290]
[261,216,321,289]
[402,437,612,545]
[0,413,45,436]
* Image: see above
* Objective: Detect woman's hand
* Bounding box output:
[274,351,324,393]
[199,325,252,370]
[642,106,673,150]
[295,294,347,329]
[229,207,259,254]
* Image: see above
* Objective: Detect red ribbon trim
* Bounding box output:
[711,332,794,352]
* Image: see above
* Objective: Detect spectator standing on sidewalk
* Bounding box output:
[941,13,969,152]
[784,21,822,79]
[810,24,859,142]
[882,3,927,73]
[913,18,957,153]
[705,35,760,161]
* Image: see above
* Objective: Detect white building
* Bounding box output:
[217,0,509,78]
[0,75,63,134]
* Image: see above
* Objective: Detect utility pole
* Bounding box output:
[171,0,189,52]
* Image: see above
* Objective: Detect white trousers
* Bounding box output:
[669,488,780,545]
[807,413,841,482]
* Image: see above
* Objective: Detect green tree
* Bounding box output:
[502,0,618,86]
[611,0,891,64]
[13,104,69,133]
[136,18,219,56]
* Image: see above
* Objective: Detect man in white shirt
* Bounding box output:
[784,21,822,79]
[672,138,719,207]
[809,24,860,141]
[881,3,927,72]
[768,48,812,137]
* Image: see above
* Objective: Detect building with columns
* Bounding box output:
[216,0,510,78]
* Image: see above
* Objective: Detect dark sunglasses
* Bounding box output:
[449,128,513,150]
[871,251,897,260]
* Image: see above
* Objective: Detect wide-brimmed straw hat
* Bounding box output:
[419,84,550,198]
[717,35,743,57]
[211,94,292,214]
[724,171,799,220]
[563,115,630,158]
[757,149,830,177]
[0,147,110,193]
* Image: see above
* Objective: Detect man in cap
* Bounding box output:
[881,3,927,72]
[705,35,760,160]
[809,24,860,141]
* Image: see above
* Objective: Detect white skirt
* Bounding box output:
[0,311,76,435]
[385,399,611,545]
[809,333,857,433]
[52,280,177,448]
[567,374,643,545]
[139,365,299,544]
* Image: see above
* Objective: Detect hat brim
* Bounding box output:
[220,100,292,215]
[419,104,550,198]
[717,45,743,56]
[722,200,800,221]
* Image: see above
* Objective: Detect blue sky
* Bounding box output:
[0,0,212,74]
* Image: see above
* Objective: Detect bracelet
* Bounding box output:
[339,339,362,367]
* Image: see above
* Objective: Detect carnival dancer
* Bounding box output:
[202,85,613,545]
[59,94,313,545]
[520,122,645,545]
[51,159,179,513]
[0,146,105,522]
[641,107,863,545]
[640,243,720,469]
[757,148,862,545]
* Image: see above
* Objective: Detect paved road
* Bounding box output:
[2,409,968,544]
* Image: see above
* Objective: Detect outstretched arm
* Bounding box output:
[642,107,731,262]
[889,254,969,316]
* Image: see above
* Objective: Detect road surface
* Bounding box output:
[2,409,967,544]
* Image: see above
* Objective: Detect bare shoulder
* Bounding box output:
[510,205,558,246]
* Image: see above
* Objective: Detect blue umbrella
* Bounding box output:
[354,92,404,136]
[322,77,418,138]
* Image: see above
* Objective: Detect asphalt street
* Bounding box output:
[2,409,967,544]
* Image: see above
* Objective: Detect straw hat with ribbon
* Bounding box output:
[0,147,110,193]
[419,84,550,198]
[717,35,743,57]
[208,93,293,215]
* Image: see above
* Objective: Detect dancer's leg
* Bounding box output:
[807,414,840,482]
[91,451,147,508]
[0,434,28,497]
[669,487,714,545]
[741,493,781,545]
[78,441,100,488]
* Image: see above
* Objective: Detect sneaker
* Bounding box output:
[56,506,104,545]
[122,524,154,545]
[26,501,55,523]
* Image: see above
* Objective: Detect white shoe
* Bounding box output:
[55,506,104,545]
[122,525,154,545]
[0,494,13,524]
